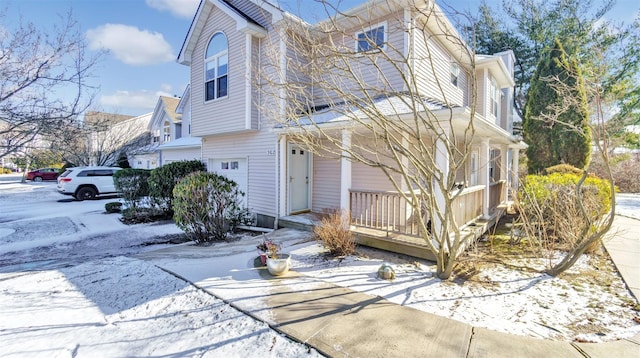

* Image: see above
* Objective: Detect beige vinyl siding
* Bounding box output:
[311,10,407,105]
[351,162,397,191]
[312,150,341,212]
[191,6,249,137]
[201,130,278,217]
[412,27,465,106]
[475,70,487,117]
[161,148,201,164]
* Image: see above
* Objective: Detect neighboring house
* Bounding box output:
[84,111,153,167]
[178,0,526,250]
[156,86,203,165]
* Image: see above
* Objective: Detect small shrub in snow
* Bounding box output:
[173,172,245,243]
[105,201,122,213]
[113,168,151,210]
[313,209,355,256]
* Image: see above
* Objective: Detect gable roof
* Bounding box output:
[149,96,181,131]
[178,0,273,65]
[176,85,191,115]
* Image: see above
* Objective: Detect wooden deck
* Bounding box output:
[279,205,507,262]
[352,206,504,261]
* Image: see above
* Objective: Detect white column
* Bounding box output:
[479,139,491,218]
[432,133,450,237]
[501,144,509,202]
[340,130,352,212]
[278,135,288,217]
[510,145,521,193]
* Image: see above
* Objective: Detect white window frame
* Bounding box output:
[355,22,387,52]
[490,78,499,117]
[450,62,460,87]
[205,32,228,102]
[470,150,478,186]
[163,120,171,142]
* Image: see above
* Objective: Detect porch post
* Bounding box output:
[501,144,509,202]
[479,139,491,218]
[278,135,288,217]
[510,145,521,194]
[340,129,352,213]
[432,133,450,237]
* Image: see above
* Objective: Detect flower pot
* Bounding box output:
[259,253,267,265]
[266,254,291,276]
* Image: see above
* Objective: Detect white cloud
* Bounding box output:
[146,0,200,19]
[100,89,173,112]
[86,24,175,66]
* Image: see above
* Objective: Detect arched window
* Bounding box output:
[205,32,228,101]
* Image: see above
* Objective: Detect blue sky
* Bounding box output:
[3,0,638,117]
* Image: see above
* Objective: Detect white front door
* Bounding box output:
[289,144,310,213]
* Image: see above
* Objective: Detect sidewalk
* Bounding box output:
[604,215,640,301]
[138,220,640,357]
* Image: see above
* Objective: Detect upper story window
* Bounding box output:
[490,79,499,117]
[205,32,228,101]
[450,63,460,87]
[356,23,385,52]
[163,120,171,142]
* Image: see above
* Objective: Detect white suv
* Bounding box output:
[57,166,122,200]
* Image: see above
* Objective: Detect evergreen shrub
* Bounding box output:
[148,160,206,214]
[173,172,246,243]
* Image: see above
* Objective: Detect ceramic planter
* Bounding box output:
[266,254,291,276]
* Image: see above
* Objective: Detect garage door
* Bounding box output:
[209,158,248,204]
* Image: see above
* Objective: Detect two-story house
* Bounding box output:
[178,0,526,254]
[153,89,203,165]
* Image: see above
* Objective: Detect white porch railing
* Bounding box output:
[349,185,487,237]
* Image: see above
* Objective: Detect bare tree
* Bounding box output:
[257,1,491,279]
[53,111,152,167]
[515,50,616,276]
[0,9,99,160]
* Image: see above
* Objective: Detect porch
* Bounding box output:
[278,181,507,261]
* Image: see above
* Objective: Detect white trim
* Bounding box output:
[279,27,287,121]
[204,31,229,103]
[403,9,411,93]
[340,130,352,211]
[245,33,252,130]
[278,135,287,217]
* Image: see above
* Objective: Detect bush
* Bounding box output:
[105,201,122,213]
[148,160,206,214]
[544,164,584,175]
[173,172,246,243]
[113,168,151,210]
[589,153,640,193]
[517,172,613,252]
[313,209,356,256]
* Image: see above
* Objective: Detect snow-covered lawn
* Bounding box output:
[0,175,639,357]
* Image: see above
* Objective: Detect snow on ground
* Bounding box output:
[291,243,640,342]
[0,256,319,357]
[0,175,639,356]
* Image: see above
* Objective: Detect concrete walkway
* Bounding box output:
[604,215,640,301]
[139,217,640,357]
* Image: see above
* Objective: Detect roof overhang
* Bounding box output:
[476,56,516,88]
[178,0,268,66]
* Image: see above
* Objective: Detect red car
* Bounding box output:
[26,168,60,182]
